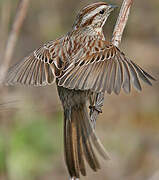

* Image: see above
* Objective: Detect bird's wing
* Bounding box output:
[58,41,155,94]
[6,38,66,86]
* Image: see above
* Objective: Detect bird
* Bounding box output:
[6,2,155,179]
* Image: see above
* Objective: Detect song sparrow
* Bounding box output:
[6,2,155,179]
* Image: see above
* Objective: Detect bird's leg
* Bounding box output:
[89,92,104,129]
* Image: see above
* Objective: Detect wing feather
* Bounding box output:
[59,41,155,94]
[113,58,123,94]
[96,61,108,92]
[130,60,154,85]
[6,39,64,86]
[6,37,155,94]
[122,60,131,93]
[125,59,142,91]
[91,62,105,91]
[107,61,116,94]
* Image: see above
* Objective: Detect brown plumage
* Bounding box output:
[6,2,155,179]
[57,86,109,178]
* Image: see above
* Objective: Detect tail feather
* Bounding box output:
[64,110,80,178]
[64,104,110,178]
[70,116,80,177]
[81,106,109,160]
[76,119,86,176]
[78,107,100,171]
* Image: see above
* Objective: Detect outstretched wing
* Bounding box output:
[6,38,66,86]
[58,41,155,94]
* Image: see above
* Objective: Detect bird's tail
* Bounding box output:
[64,103,110,179]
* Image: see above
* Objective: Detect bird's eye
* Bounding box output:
[99,9,105,14]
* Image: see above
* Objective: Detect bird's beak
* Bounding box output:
[108,4,118,12]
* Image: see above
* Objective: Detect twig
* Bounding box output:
[112,0,133,46]
[0,0,30,84]
[0,1,30,180]
[0,1,11,59]
[90,0,133,127]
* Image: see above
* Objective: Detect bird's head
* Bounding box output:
[73,2,117,34]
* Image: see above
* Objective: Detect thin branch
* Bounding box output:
[90,0,133,127]
[0,1,11,59]
[112,0,133,47]
[0,1,30,180]
[0,0,30,84]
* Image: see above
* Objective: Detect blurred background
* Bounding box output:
[0,0,159,180]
